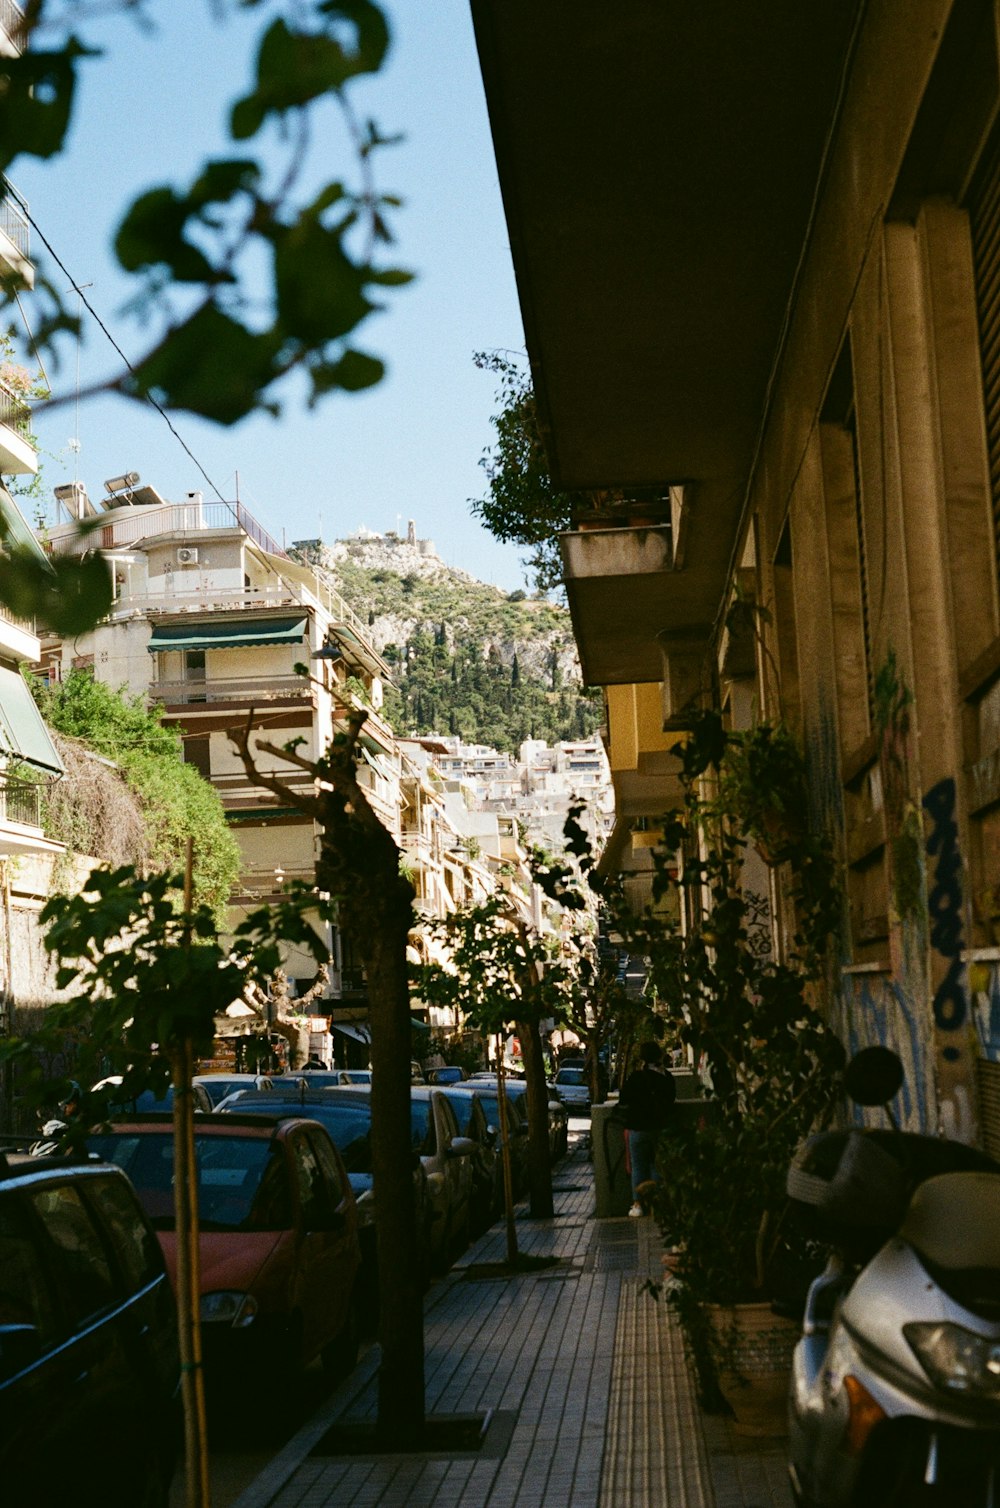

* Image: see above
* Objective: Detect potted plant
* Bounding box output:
[629,712,844,1431]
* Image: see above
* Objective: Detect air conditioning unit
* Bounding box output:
[176,547,199,566]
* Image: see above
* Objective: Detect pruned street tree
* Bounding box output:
[233,706,425,1447]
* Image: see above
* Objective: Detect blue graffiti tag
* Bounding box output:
[923,777,965,1063]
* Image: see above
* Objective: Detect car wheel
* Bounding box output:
[322,1289,360,1381]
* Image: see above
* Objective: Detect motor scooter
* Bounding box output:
[786,1047,1000,1507]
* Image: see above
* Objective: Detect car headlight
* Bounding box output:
[200,1291,258,1328]
[904,1322,1000,1397]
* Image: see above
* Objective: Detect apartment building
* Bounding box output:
[42,479,396,999]
[474,0,1000,1145]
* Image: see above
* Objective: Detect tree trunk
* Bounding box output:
[365,925,425,1447]
[236,714,425,1444]
[518,1016,553,1218]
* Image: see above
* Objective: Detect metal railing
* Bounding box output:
[0,179,29,258]
[149,674,311,705]
[0,380,31,440]
[0,779,41,829]
[48,495,371,644]
[0,602,34,635]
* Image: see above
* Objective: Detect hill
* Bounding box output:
[291,533,602,754]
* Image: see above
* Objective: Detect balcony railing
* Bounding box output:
[0,179,28,257]
[0,779,41,829]
[150,674,311,705]
[0,602,34,635]
[0,381,31,441]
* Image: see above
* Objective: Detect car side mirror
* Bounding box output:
[0,1323,42,1380]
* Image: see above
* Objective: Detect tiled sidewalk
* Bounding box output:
[232,1148,793,1508]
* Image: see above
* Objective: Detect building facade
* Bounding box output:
[474,0,1000,1145]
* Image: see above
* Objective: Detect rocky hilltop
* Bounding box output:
[291,530,601,754]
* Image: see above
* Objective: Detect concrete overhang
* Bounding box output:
[472,0,861,637]
[560,524,673,683]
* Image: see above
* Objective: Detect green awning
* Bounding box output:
[147,617,307,653]
[0,490,51,569]
[0,666,63,775]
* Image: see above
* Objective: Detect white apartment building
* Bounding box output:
[42,479,397,1000]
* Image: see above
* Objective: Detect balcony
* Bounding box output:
[0,381,35,475]
[149,673,312,707]
[0,179,31,288]
[560,519,674,685]
[0,777,63,856]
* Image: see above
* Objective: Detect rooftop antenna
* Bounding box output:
[66,283,92,486]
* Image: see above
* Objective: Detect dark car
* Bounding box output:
[93,1076,214,1115]
[88,1114,361,1379]
[426,1066,467,1085]
[471,1077,569,1161]
[434,1085,503,1230]
[0,1150,181,1508]
[215,1086,429,1312]
[443,1083,531,1201]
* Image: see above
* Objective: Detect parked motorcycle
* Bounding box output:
[786,1046,1000,1507]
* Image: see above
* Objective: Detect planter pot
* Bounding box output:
[706,1302,797,1437]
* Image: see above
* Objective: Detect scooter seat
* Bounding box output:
[900,1172,1000,1268]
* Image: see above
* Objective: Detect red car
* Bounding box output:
[88,1113,361,1377]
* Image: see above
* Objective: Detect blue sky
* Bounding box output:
[14,2,529,588]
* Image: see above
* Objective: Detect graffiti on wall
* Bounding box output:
[923,775,977,1140]
[923,777,965,1055]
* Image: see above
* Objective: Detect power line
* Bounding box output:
[22,204,234,512]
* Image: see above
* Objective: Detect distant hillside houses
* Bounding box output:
[409,732,613,856]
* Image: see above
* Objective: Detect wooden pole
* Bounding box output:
[172,840,211,1507]
[495,1033,518,1265]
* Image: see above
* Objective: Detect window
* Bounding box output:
[31,1184,116,1326]
[291,1136,338,1230]
[85,1176,163,1293]
[0,1194,58,1346]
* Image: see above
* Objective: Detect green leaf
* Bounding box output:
[318,1,391,75]
[189,158,261,207]
[114,187,218,283]
[369,268,414,287]
[0,42,94,174]
[272,219,374,342]
[232,18,381,138]
[311,349,384,397]
[123,304,283,424]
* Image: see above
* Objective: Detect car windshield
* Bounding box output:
[556,1069,585,1085]
[219,1097,374,1173]
[88,1132,291,1232]
[197,1078,254,1107]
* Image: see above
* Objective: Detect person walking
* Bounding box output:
[618,1041,676,1216]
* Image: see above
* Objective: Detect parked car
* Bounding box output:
[443,1083,531,1201]
[193,1074,276,1108]
[551,1066,591,1112]
[430,1085,498,1232]
[337,1083,475,1268]
[0,1149,181,1507]
[426,1066,467,1085]
[87,1113,361,1379]
[215,1086,429,1314]
[472,1077,568,1161]
[92,1077,214,1116]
